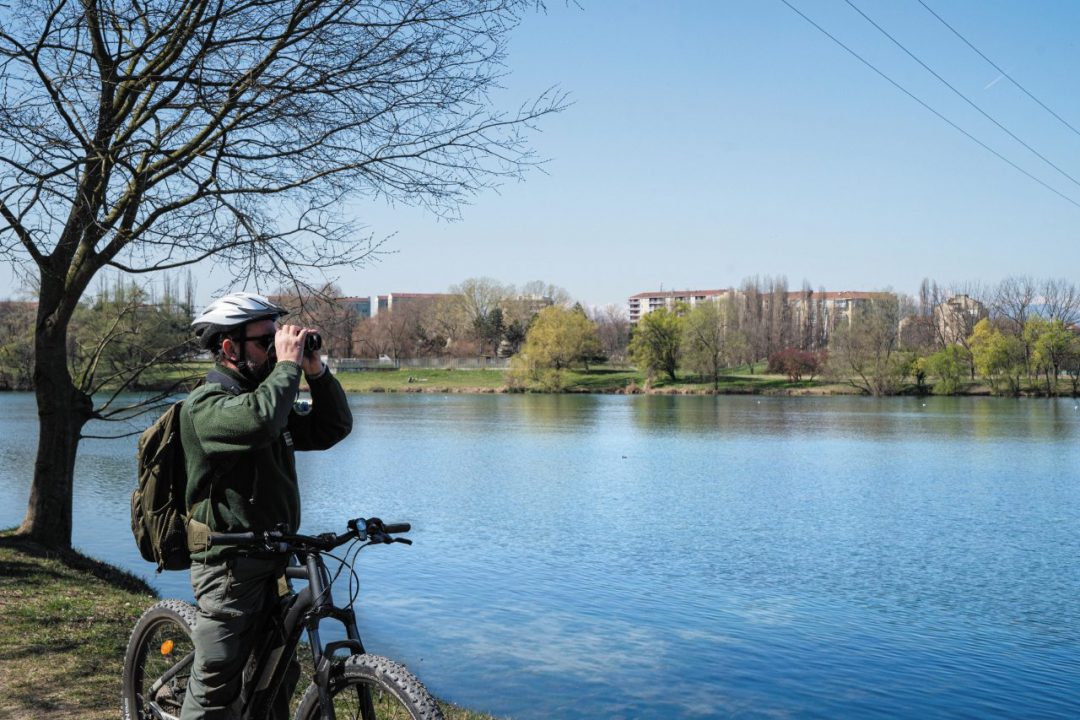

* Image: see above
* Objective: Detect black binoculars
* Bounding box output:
[304,332,322,354]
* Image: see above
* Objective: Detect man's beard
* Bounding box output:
[238,355,275,385]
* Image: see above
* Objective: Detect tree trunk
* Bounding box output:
[17,296,93,549]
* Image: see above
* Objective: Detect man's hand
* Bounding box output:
[274,325,312,368]
[275,325,324,375]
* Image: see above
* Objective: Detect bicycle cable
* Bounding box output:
[320,538,365,607]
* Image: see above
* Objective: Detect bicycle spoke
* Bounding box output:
[137,618,194,716]
[322,678,415,720]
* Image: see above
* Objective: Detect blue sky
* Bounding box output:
[328,0,1080,308]
[4,0,1079,309]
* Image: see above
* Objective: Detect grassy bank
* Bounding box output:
[333,367,510,393]
[0,533,157,718]
[103,360,1066,397]
[0,532,495,719]
[329,365,855,395]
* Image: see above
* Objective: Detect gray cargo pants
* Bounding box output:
[179,556,300,720]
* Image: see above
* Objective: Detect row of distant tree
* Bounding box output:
[524,275,1080,396]
[273,277,631,363]
[827,277,1080,396]
[2,274,1078,397]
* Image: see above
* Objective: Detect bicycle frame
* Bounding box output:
[244,550,370,719]
[149,549,370,720]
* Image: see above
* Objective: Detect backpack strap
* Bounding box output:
[186,369,246,554]
[206,368,246,396]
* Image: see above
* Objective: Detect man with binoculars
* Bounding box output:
[181,291,353,719]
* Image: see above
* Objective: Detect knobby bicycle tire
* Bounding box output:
[295,653,445,720]
[121,599,197,720]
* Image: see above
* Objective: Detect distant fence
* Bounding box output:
[330,357,510,372]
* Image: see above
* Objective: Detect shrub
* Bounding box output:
[923,345,970,395]
[767,348,826,382]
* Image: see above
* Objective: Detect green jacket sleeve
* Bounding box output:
[288,366,353,451]
[187,361,303,458]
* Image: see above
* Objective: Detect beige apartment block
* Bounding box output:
[933,294,988,346]
[628,288,887,327]
[627,289,735,324]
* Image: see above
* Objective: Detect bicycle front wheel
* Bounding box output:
[121,599,197,720]
[295,653,444,720]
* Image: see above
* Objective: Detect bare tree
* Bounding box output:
[828,295,909,396]
[812,286,829,351]
[272,282,359,358]
[452,277,511,323]
[992,276,1038,334]
[0,0,565,548]
[450,276,512,355]
[738,277,765,369]
[422,295,472,356]
[906,277,945,351]
[353,309,418,361]
[1041,278,1080,327]
[991,276,1039,378]
[519,279,571,306]
[765,275,790,357]
[795,282,814,351]
[590,304,630,364]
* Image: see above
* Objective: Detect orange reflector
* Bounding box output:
[160,639,175,656]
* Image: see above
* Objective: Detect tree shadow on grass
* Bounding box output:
[0,531,156,597]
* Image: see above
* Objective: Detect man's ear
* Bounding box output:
[220,337,238,362]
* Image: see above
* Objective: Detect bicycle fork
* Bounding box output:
[295,551,376,720]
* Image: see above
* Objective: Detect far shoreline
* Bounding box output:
[3,363,1075,397]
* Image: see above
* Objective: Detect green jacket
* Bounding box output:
[181,360,353,562]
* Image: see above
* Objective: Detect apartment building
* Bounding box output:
[628,288,886,326]
[376,292,455,315]
[627,289,734,324]
[933,294,988,346]
[337,295,373,320]
[801,290,891,326]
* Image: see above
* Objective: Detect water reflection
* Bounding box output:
[624,394,1080,443]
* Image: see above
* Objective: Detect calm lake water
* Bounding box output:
[2,392,1080,718]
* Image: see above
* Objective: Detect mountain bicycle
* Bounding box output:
[121,517,444,720]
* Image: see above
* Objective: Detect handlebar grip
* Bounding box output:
[208,531,257,546]
[382,523,411,534]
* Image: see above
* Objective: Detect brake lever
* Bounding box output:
[393,538,413,546]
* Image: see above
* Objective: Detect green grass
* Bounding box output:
[0,532,157,719]
[0,531,500,719]
[551,366,845,395]
[330,364,846,395]
[333,368,510,393]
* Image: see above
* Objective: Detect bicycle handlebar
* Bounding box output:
[208,517,412,551]
[208,531,258,545]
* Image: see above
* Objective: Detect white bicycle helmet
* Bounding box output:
[192,291,288,348]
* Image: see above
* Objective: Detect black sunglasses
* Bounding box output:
[239,333,275,351]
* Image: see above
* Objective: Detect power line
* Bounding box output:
[917,0,1080,140]
[777,0,1080,210]
[845,0,1080,193]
